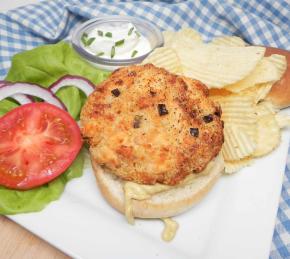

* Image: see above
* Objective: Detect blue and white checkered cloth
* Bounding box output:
[0,0,289,257]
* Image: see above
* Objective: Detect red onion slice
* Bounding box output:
[0,82,65,109]
[50,75,95,96]
[0,81,33,105]
[12,94,33,104]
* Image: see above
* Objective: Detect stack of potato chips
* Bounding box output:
[143,28,289,173]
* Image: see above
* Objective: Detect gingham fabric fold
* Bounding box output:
[0,0,289,257]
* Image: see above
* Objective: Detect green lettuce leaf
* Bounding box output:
[0,99,19,116]
[55,86,83,120]
[5,41,110,119]
[5,41,110,86]
[0,149,85,215]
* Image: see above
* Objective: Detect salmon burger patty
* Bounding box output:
[81,64,224,185]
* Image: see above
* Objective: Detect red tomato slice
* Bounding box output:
[0,102,82,190]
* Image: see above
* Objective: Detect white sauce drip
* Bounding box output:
[162,218,179,242]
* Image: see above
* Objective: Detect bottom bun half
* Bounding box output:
[92,154,224,219]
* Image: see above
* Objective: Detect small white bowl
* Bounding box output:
[71,15,164,71]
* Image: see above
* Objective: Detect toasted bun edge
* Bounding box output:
[265,47,290,109]
[92,155,224,219]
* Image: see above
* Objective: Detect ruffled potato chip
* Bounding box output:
[225,58,279,92]
[255,101,277,116]
[162,30,176,46]
[254,114,280,157]
[142,47,182,74]
[211,94,256,130]
[176,45,265,88]
[224,157,254,174]
[222,124,256,161]
[164,28,203,49]
[243,83,273,104]
[178,28,203,43]
[267,54,287,79]
[209,36,247,47]
[275,114,290,129]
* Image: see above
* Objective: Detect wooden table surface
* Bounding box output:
[0,216,69,259]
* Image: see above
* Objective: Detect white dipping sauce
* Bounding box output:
[82,22,151,59]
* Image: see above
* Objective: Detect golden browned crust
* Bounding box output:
[81,64,224,185]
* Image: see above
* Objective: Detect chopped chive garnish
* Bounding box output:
[111,46,115,58]
[96,52,104,57]
[115,39,125,47]
[128,27,134,36]
[81,37,86,46]
[86,37,95,46]
[81,33,95,47]
[131,50,138,58]
[105,32,112,38]
[97,30,103,36]
[135,31,141,37]
[81,33,88,45]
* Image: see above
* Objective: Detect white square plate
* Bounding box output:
[9,123,290,259]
